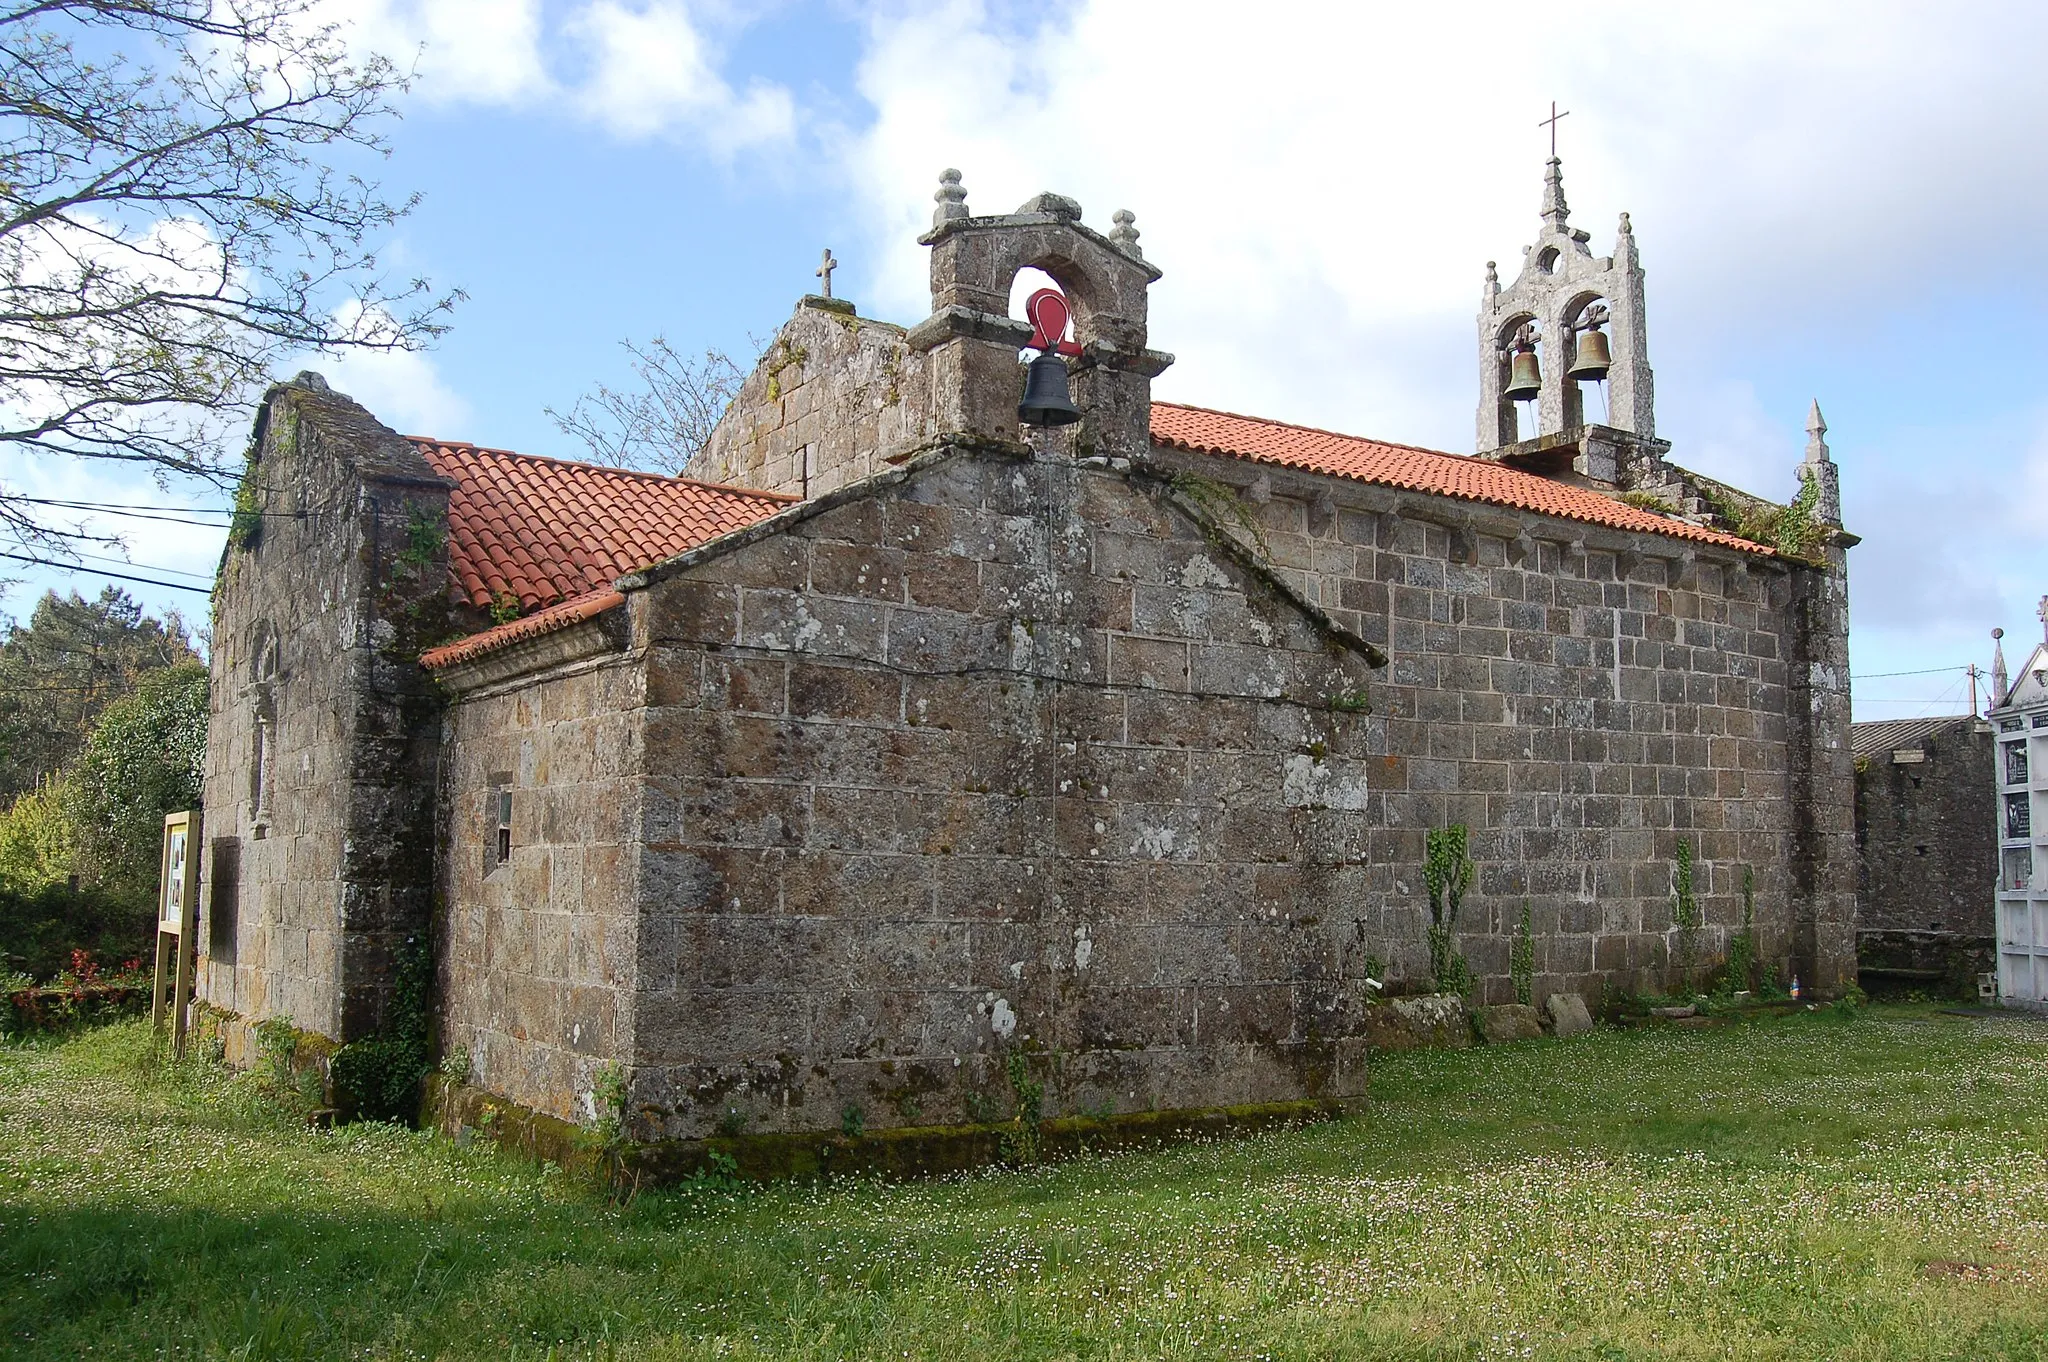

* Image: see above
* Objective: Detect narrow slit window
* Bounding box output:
[493,788,513,867]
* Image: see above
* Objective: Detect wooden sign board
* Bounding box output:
[152,810,201,1054]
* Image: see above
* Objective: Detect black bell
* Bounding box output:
[1018,352,1082,427]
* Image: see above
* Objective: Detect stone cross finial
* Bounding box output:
[1797,398,1841,525]
[815,247,838,299]
[1109,208,1142,258]
[933,168,969,227]
[1484,261,1498,297]
[2038,594,2047,646]
[1993,628,2010,707]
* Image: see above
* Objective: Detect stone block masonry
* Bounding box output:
[612,447,1384,1139]
[1142,443,1857,1006]
[199,377,455,1043]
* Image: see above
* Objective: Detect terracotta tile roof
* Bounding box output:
[411,439,795,612]
[1150,403,1771,555]
[420,590,626,672]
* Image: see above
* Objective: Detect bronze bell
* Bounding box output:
[1503,347,1542,402]
[1018,352,1082,427]
[1569,327,1612,382]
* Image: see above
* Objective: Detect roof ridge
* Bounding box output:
[405,436,798,502]
[1150,401,1465,461]
[1151,402,1773,556]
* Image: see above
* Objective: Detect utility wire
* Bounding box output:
[0,551,211,595]
[63,549,212,582]
[12,496,234,514]
[1851,664,1971,680]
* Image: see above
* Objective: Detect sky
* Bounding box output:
[6,0,2047,720]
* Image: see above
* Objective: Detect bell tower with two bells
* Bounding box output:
[1477,109,1659,482]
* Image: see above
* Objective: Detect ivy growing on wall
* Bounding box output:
[1423,826,1474,996]
[1671,838,1700,993]
[329,931,433,1123]
[1510,900,1535,1006]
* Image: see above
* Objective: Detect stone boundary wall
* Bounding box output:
[1854,721,1995,936]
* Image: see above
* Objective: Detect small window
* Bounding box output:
[492,786,513,868]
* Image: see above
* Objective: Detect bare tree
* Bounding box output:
[0,0,457,552]
[548,336,742,476]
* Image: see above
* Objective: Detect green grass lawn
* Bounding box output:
[3,1007,2047,1360]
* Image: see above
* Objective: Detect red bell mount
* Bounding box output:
[1024,288,1083,357]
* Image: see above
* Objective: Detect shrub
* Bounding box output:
[0,880,154,981]
[65,662,207,903]
[0,781,76,894]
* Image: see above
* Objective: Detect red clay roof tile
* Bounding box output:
[419,589,627,671]
[1149,403,1770,556]
[411,439,794,613]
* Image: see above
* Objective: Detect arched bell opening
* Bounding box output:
[1007,264,1086,429]
[1495,313,1541,443]
[1007,267,1079,356]
[1562,292,1612,428]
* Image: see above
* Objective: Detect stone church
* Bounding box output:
[194,158,1857,1153]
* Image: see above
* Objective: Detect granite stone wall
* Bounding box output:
[623,446,1383,1139]
[198,377,454,1041]
[689,300,935,499]
[1143,445,1858,1001]
[436,653,645,1123]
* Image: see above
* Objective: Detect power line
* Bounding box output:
[12,496,234,514]
[14,504,235,528]
[0,551,211,595]
[1851,665,1970,680]
[60,549,213,582]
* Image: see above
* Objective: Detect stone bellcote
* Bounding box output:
[1477,158,1655,453]
[906,171,1173,459]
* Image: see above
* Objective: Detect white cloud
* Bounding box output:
[321,0,551,104]
[567,1,795,149]
[297,302,474,439]
[321,0,796,154]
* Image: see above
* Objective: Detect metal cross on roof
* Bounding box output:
[816,247,838,299]
[1539,101,1570,158]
